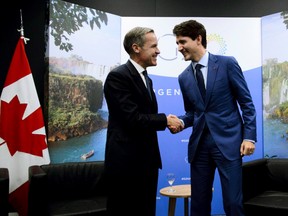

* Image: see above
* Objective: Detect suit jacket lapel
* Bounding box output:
[206,54,218,106]
[125,61,155,103]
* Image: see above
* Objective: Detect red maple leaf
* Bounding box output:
[0,95,47,157]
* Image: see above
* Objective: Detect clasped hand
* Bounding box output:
[167,114,184,134]
[240,140,255,156]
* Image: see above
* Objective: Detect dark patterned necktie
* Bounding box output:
[142,70,152,99]
[195,64,205,100]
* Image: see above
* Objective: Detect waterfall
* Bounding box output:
[263,82,270,106]
[280,79,288,104]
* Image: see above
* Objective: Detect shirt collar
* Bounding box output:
[193,51,209,68]
[129,59,145,74]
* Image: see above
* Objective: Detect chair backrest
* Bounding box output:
[41,161,106,200]
[266,158,288,192]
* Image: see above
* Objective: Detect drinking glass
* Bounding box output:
[166,172,175,192]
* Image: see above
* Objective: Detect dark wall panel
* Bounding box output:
[66,0,288,17]
[0,0,46,106]
[156,0,288,17]
[66,0,156,16]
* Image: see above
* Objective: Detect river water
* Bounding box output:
[48,110,108,163]
[263,118,288,158]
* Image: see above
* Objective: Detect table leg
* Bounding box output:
[184,198,189,216]
[168,197,176,216]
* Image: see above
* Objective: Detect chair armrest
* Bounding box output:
[28,165,49,216]
[242,158,268,202]
[0,168,9,216]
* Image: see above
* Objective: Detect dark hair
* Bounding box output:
[173,20,207,48]
[123,27,154,54]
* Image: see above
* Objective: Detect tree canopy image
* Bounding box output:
[281,10,288,30]
[49,0,108,52]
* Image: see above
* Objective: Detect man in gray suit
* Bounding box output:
[104,27,182,216]
[171,20,257,216]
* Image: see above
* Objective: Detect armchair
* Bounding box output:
[28,161,107,216]
[242,158,288,216]
[0,168,9,216]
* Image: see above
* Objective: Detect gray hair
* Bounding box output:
[123,27,154,54]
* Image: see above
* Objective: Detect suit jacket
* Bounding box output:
[104,60,167,174]
[178,53,257,162]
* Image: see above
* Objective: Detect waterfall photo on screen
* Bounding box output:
[46,0,121,163]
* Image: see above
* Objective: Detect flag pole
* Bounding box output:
[18,9,30,44]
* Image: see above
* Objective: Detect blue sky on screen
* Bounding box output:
[49,12,121,67]
[262,12,288,63]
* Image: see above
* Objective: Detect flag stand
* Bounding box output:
[18,9,30,44]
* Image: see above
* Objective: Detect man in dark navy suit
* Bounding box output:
[171,20,257,216]
[104,27,182,216]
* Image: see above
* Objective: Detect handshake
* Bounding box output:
[167,114,184,134]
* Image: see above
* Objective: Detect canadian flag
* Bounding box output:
[0,37,50,216]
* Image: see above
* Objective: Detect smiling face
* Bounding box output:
[175,35,204,62]
[132,32,160,69]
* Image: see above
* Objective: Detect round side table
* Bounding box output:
[159,184,191,216]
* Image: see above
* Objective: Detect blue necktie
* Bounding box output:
[195,64,205,100]
[143,70,152,99]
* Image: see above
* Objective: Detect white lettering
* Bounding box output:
[181,177,191,181]
[154,88,181,96]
